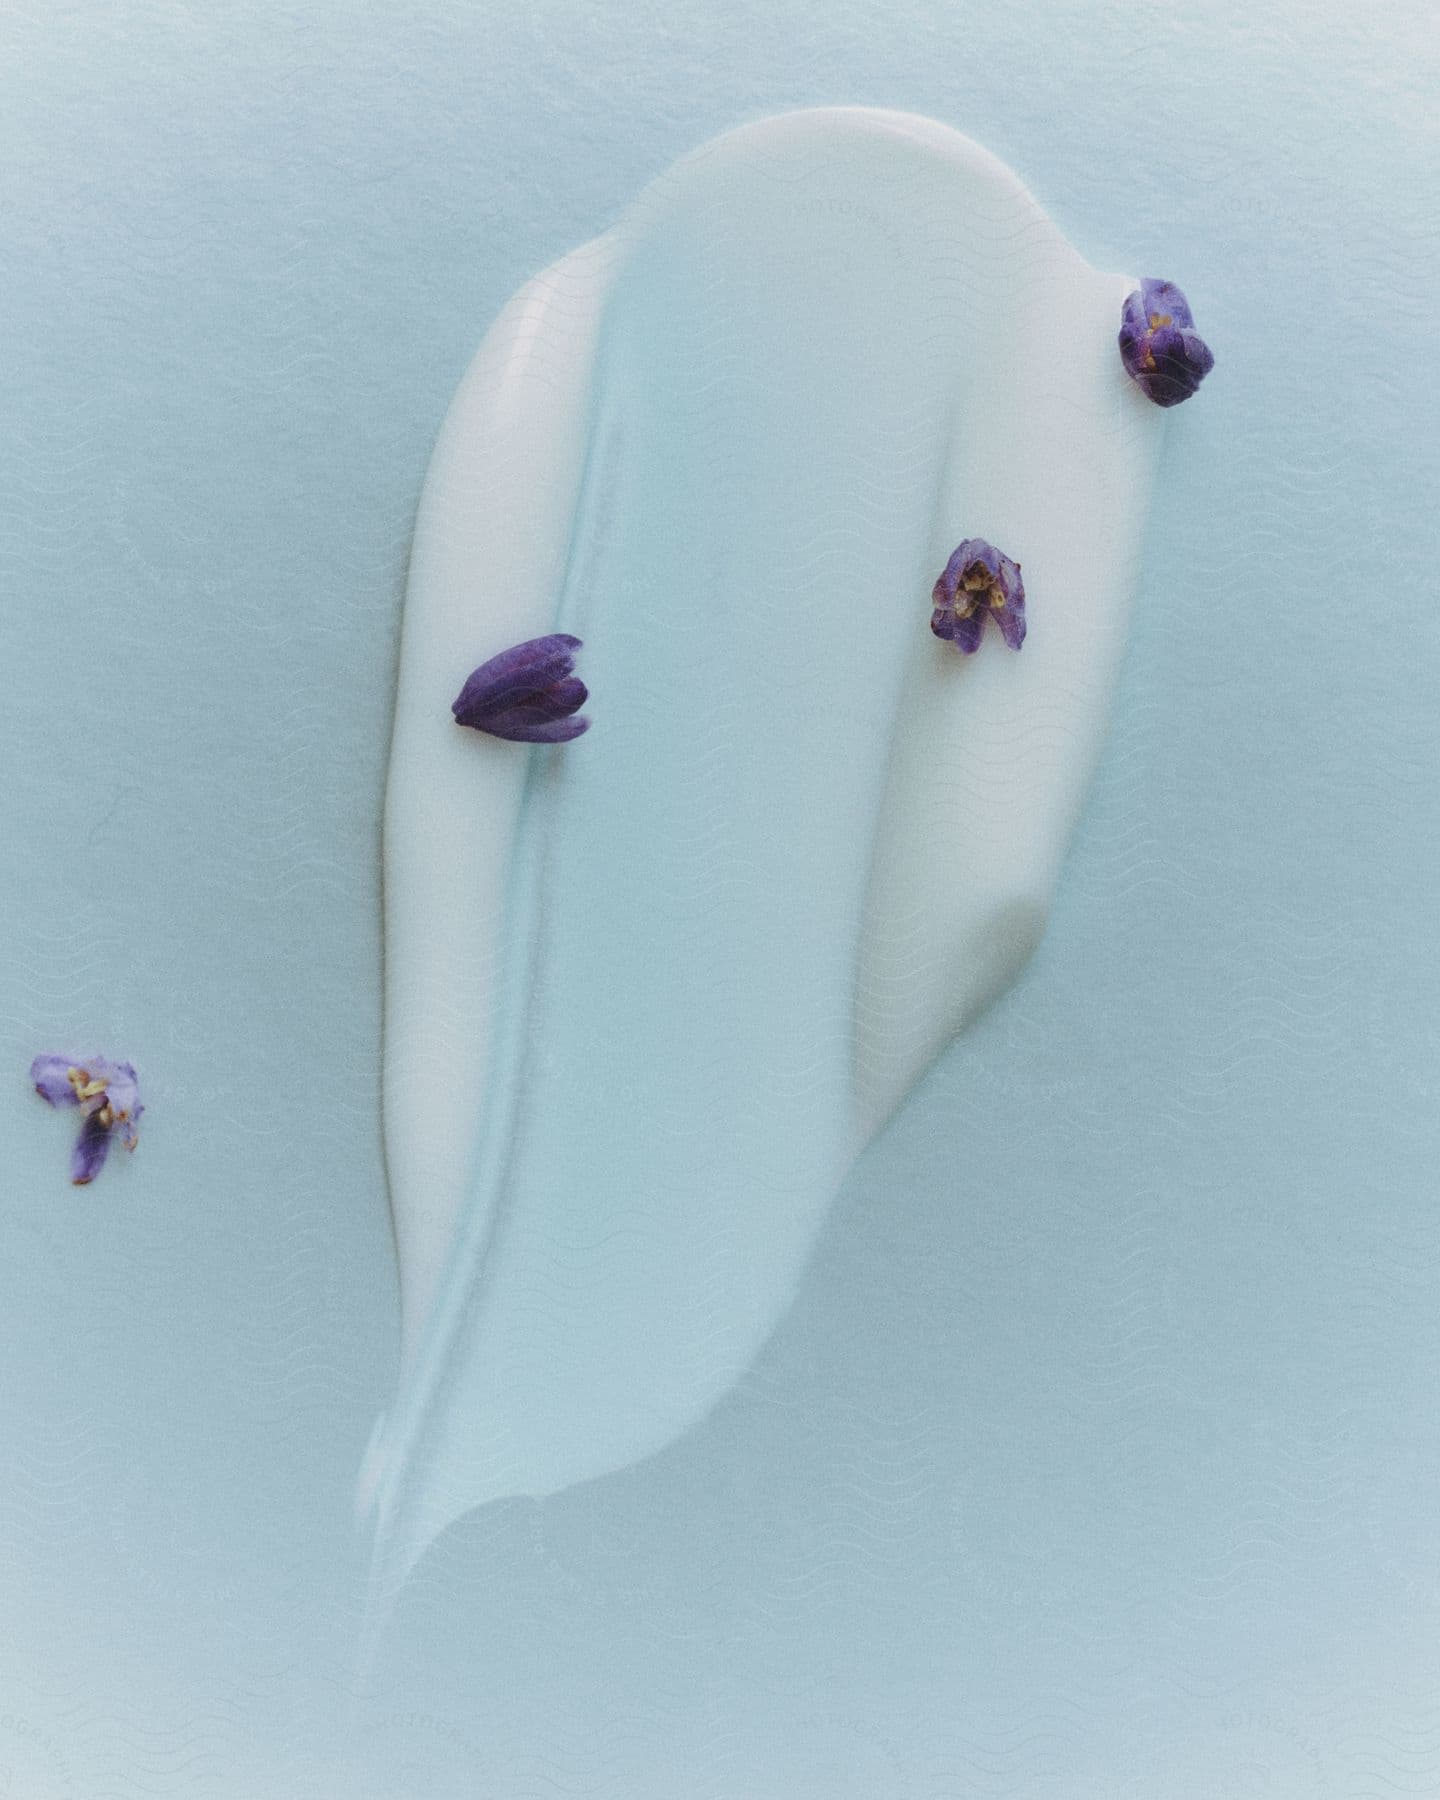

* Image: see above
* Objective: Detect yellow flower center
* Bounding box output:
[957,563,1007,616]
[66,1065,124,1125]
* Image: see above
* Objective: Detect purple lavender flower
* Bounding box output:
[931,539,1026,654]
[452,634,590,744]
[1118,278,1214,408]
[30,1053,143,1185]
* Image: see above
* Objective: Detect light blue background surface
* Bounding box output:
[1,1,1437,1793]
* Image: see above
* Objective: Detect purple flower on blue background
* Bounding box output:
[931,539,1026,654]
[30,1053,143,1185]
[452,634,590,743]
[1118,278,1215,407]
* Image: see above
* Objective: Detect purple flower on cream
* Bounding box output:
[1118,278,1214,407]
[30,1053,143,1185]
[452,634,590,743]
[931,538,1026,654]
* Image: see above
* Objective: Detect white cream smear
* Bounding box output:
[367,107,1162,1595]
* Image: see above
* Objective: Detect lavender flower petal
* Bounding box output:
[482,712,591,745]
[932,606,986,654]
[1145,325,1215,408]
[103,1061,144,1145]
[1137,277,1194,330]
[489,676,588,726]
[70,1109,114,1185]
[931,537,1026,655]
[30,1052,143,1183]
[1118,277,1214,407]
[995,588,1027,651]
[30,1053,80,1107]
[453,635,591,743]
[452,635,582,725]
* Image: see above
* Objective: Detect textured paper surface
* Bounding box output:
[1,2,1437,1794]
